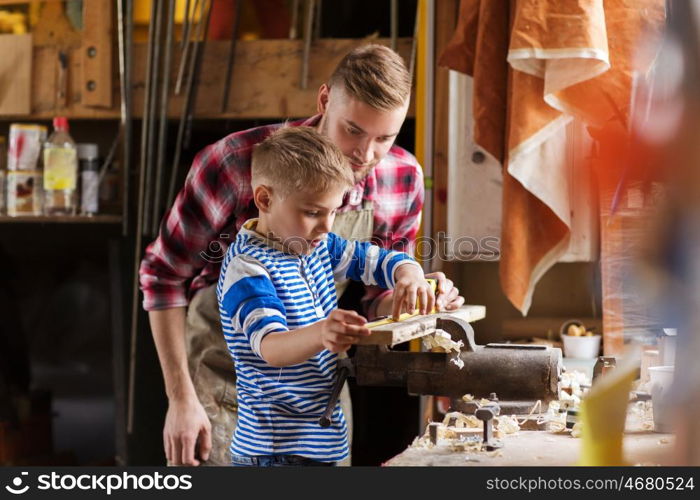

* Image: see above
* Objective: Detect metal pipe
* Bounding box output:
[175,0,201,95]
[127,0,153,435]
[390,0,398,51]
[299,0,315,89]
[143,0,165,236]
[152,0,176,236]
[183,0,212,150]
[409,1,419,84]
[220,0,242,114]
[117,0,133,238]
[168,0,210,208]
[289,0,299,39]
[314,0,322,40]
[180,0,192,50]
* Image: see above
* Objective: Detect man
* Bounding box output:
[140,44,465,466]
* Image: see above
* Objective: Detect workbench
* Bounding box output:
[385,412,675,466]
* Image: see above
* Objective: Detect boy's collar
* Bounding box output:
[240,218,298,255]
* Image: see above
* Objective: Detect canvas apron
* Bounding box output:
[185,201,374,466]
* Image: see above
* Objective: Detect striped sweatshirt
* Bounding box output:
[217,219,419,462]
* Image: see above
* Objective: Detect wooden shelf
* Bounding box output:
[0,214,122,224]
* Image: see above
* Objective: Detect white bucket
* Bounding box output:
[562,334,601,359]
[649,365,674,433]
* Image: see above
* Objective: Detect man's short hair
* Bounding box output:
[328,44,411,110]
[252,126,354,197]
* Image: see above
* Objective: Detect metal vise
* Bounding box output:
[319,316,562,426]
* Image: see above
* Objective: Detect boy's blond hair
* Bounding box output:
[328,44,411,111]
[251,126,354,196]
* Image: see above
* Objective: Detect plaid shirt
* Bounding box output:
[139,115,424,313]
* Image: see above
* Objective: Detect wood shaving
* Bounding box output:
[496,415,521,435]
[570,422,583,438]
[443,411,480,428]
[422,329,464,353]
[450,357,465,369]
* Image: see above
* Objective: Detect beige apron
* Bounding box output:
[185,202,374,466]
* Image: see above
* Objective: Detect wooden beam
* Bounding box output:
[18,37,415,120]
[0,34,32,115]
[81,0,113,107]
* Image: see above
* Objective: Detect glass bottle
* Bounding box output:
[78,143,100,216]
[43,117,78,215]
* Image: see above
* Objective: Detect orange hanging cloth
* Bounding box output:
[439,0,665,314]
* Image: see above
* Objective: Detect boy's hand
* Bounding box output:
[425,271,465,311]
[392,264,436,320]
[320,309,370,353]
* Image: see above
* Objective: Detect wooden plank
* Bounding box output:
[18,37,415,120]
[81,0,113,107]
[32,1,81,49]
[0,34,32,115]
[358,305,486,346]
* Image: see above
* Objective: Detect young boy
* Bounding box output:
[217,126,435,466]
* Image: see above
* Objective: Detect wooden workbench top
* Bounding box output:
[384,430,674,466]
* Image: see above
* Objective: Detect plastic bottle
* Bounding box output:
[78,143,99,216]
[43,117,78,215]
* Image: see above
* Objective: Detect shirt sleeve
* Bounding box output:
[139,139,246,311]
[219,255,288,359]
[326,233,419,290]
[363,157,425,316]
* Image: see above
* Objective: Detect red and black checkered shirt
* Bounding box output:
[139,115,424,314]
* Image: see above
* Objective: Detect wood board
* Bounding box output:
[0,34,32,115]
[358,305,486,346]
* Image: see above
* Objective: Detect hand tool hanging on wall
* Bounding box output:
[56,51,69,109]
[151,0,176,237]
[220,0,242,113]
[167,0,212,208]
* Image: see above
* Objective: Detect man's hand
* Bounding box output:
[392,264,436,320]
[425,271,465,311]
[163,396,212,466]
[319,309,370,353]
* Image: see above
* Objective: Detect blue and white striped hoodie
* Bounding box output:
[217,219,419,462]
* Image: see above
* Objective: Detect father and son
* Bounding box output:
[139,44,465,467]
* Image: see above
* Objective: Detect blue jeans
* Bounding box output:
[231,454,336,467]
